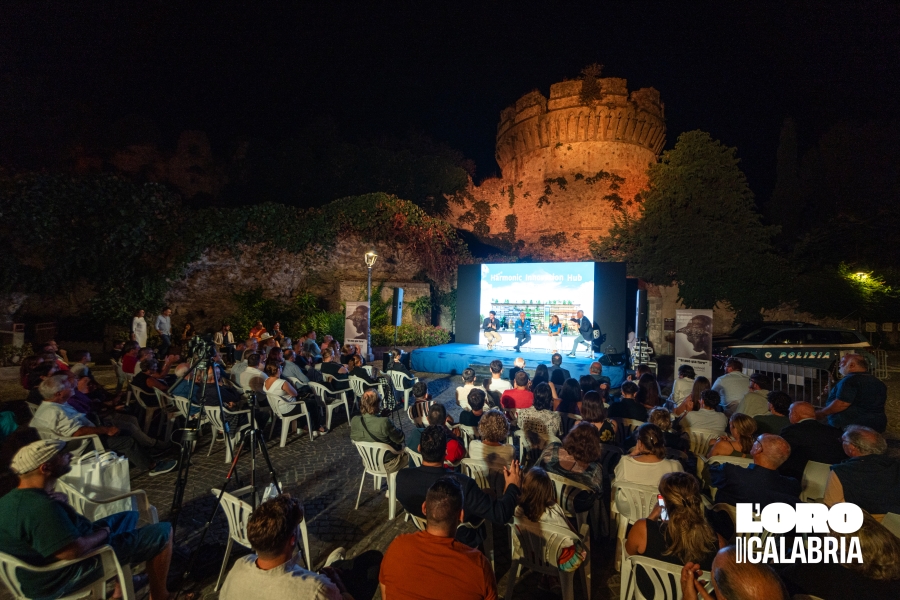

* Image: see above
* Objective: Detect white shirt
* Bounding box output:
[736,389,770,418]
[32,401,93,437]
[489,378,512,393]
[456,384,476,409]
[681,409,728,432]
[155,314,171,336]
[132,317,147,347]
[240,367,266,393]
[668,377,694,407]
[614,456,683,488]
[219,555,341,600]
[712,371,751,415]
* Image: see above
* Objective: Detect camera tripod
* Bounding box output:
[167,337,282,598]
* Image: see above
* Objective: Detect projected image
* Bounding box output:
[480,262,595,333]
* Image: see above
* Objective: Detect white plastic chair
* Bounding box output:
[683,428,725,456]
[352,441,407,520]
[614,482,660,581]
[35,428,104,458]
[407,448,424,467]
[110,359,133,402]
[266,392,313,447]
[54,479,158,526]
[307,382,351,430]
[153,389,180,441]
[505,518,591,600]
[708,455,753,468]
[800,461,832,502]
[620,418,645,438]
[130,383,162,435]
[514,429,561,462]
[171,395,209,435]
[211,486,311,591]
[455,424,477,450]
[548,472,596,538]
[407,401,433,427]
[388,371,418,409]
[204,405,249,462]
[25,403,38,418]
[0,546,135,600]
[621,555,683,600]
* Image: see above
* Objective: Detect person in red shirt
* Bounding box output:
[380,476,498,600]
[501,370,534,410]
[119,341,140,375]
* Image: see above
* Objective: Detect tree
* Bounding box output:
[592,130,784,321]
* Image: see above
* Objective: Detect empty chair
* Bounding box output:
[204,405,249,463]
[800,461,832,502]
[308,382,351,430]
[504,518,591,600]
[621,555,683,600]
[389,370,418,409]
[130,383,162,435]
[352,441,407,520]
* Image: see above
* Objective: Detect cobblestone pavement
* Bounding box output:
[6,355,900,599]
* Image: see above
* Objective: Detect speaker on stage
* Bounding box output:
[636,289,648,339]
[391,288,404,327]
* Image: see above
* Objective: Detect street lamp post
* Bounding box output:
[364,249,378,362]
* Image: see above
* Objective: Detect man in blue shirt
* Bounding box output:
[155,307,172,357]
[567,310,594,358]
[513,311,531,352]
[816,354,887,432]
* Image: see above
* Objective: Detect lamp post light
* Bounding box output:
[364,249,378,362]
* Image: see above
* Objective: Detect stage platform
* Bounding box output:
[410,342,626,388]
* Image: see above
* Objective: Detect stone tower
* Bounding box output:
[451,77,665,259]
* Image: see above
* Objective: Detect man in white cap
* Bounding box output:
[0,440,174,600]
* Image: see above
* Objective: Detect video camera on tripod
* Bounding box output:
[184,333,217,361]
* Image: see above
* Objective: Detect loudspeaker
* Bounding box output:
[635,289,648,339]
[391,288,404,327]
[599,352,628,366]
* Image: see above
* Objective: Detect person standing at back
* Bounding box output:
[817,353,888,432]
[154,307,172,357]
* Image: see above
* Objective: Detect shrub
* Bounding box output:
[371,323,450,347]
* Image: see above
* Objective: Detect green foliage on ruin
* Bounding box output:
[0,173,469,325]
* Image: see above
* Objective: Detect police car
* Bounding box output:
[713,322,876,371]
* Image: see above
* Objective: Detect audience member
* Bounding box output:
[709,434,800,508]
[468,409,514,472]
[133,358,170,398]
[179,322,195,344]
[482,376,501,408]
[707,413,756,459]
[753,390,792,434]
[680,390,728,432]
[320,349,351,392]
[221,494,381,600]
[302,330,322,361]
[579,374,600,397]
[735,373,772,417]
[396,426,520,548]
[517,382,562,440]
[508,356,526,384]
[625,472,724,598]
[19,355,43,390]
[548,353,571,381]
[816,353,887,432]
[513,468,585,583]
[778,513,900,600]
[458,389,486,428]
[386,348,415,393]
[680,546,789,600]
[248,321,267,340]
[239,353,266,393]
[777,401,845,480]
[607,381,648,421]
[636,372,663,410]
[540,422,604,512]
[41,339,69,369]
[531,363,550,389]
[614,424,683,494]
[588,361,611,390]
[405,402,465,467]
[824,425,900,517]
[350,390,406,472]
[548,368,567,395]
[25,362,60,405]
[554,378,582,414]
[201,364,269,433]
[500,371,534,409]
[580,391,617,444]
[488,360,511,393]
[280,350,310,388]
[119,341,140,376]
[673,376,711,418]
[668,364,696,409]
[213,323,236,363]
[712,358,749,416]
[264,361,325,436]
[381,477,497,599]
[348,355,390,399]
[31,375,176,476]
[0,440,174,600]
[456,368,477,410]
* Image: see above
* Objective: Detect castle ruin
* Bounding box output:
[451,77,666,259]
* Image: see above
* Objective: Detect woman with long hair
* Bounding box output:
[555,378,583,414]
[667,364,696,408]
[547,315,562,353]
[531,363,550,389]
[180,322,196,344]
[625,472,723,598]
[262,360,325,436]
[707,413,756,458]
[636,373,662,410]
[580,390,618,444]
[549,368,566,396]
[673,376,711,417]
[614,423,683,489]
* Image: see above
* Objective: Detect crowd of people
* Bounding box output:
[2,318,899,599]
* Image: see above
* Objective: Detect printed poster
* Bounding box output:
[674,309,713,380]
[344,301,370,358]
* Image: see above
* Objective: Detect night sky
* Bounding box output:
[2,1,898,198]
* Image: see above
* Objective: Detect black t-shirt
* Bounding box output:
[459,411,483,428]
[351,367,379,385]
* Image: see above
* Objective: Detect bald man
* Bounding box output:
[777,401,845,479]
[816,353,887,432]
[681,546,789,600]
[709,434,801,508]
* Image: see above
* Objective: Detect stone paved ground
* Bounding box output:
[4,353,900,600]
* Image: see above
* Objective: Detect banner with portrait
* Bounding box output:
[674,309,713,380]
[344,301,370,358]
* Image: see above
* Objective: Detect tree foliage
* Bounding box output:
[592,130,784,321]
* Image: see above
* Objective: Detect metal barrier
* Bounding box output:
[737,358,832,407]
[873,349,889,380]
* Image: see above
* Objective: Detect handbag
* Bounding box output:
[61,450,133,520]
